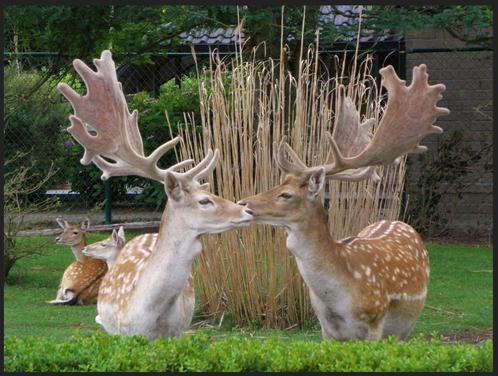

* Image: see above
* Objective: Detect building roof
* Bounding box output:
[179,27,244,45]
[174,5,402,47]
[318,5,402,43]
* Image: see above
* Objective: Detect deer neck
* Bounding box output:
[285,202,344,280]
[131,204,201,317]
[106,256,118,269]
[71,238,88,262]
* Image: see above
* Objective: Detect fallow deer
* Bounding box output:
[49,218,108,305]
[57,50,253,340]
[239,64,450,340]
[82,225,127,326]
[82,226,126,268]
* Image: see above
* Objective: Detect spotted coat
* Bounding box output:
[57,257,108,304]
[336,220,429,324]
[97,233,194,312]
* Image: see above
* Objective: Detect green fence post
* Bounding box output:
[104,179,112,224]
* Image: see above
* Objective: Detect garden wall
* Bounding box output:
[404,29,492,240]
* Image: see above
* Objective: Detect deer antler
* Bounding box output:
[273,64,449,182]
[57,50,191,183]
[323,64,450,178]
[171,149,220,188]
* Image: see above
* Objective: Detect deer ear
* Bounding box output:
[164,172,184,202]
[111,228,118,243]
[56,218,69,229]
[112,227,124,246]
[307,167,325,199]
[81,218,90,231]
[117,226,125,244]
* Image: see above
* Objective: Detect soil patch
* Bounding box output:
[429,329,493,345]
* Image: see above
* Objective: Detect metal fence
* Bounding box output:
[4,45,492,233]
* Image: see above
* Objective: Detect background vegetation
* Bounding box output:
[4,5,492,77]
[3,4,492,223]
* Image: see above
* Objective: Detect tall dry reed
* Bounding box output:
[168,30,407,329]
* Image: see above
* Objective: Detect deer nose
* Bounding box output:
[237,200,247,206]
[244,209,254,216]
[55,237,60,242]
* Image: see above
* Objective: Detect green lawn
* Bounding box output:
[4,234,493,342]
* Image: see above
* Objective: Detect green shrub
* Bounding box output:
[62,142,132,206]
[4,331,493,372]
[4,66,70,197]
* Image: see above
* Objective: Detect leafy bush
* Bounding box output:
[62,142,132,206]
[4,331,493,372]
[4,66,70,195]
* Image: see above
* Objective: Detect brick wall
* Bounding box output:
[404,29,492,238]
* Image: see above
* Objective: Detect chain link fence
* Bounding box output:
[4,45,492,235]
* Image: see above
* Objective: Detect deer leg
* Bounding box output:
[47,289,78,305]
[365,321,384,341]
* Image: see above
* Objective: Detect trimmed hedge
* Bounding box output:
[4,331,492,372]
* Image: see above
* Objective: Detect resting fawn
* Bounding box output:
[82,226,126,268]
[49,218,108,305]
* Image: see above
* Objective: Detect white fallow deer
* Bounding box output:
[82,225,127,326]
[82,226,127,268]
[57,50,253,340]
[49,218,108,305]
[239,65,450,341]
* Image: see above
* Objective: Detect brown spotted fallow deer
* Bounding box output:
[57,50,253,340]
[239,64,450,340]
[82,226,126,268]
[49,218,108,305]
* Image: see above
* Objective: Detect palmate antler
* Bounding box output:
[275,64,450,181]
[57,50,217,184]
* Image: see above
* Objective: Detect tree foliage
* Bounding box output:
[4,5,491,98]
[323,5,492,48]
[5,5,491,59]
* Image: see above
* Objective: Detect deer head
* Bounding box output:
[162,149,253,234]
[57,50,252,236]
[237,140,328,228]
[82,226,126,265]
[55,218,90,245]
[239,64,449,226]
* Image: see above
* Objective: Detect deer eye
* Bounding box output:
[279,192,293,199]
[100,243,107,247]
[73,231,79,235]
[198,198,213,205]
